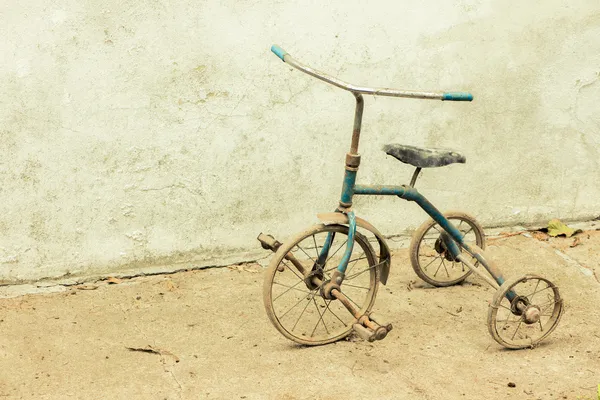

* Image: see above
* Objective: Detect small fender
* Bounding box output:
[317,212,391,285]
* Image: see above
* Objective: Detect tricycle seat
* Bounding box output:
[383,144,466,168]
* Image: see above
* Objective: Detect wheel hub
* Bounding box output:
[434,237,457,262]
[304,266,324,290]
[510,296,530,315]
[523,305,541,324]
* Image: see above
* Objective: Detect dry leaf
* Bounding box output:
[570,237,581,248]
[547,219,582,238]
[106,277,122,284]
[165,280,177,291]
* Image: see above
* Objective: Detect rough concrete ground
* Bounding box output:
[0,228,599,400]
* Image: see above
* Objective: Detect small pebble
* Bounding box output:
[508,382,516,388]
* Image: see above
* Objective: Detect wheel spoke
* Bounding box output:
[528,279,541,303]
[273,281,311,297]
[311,297,329,336]
[279,290,313,319]
[441,259,450,278]
[312,235,320,262]
[273,278,306,302]
[523,284,551,299]
[539,301,559,315]
[292,292,314,331]
[511,317,525,340]
[296,244,316,264]
[421,253,443,271]
[325,301,347,326]
[342,282,370,290]
[342,291,363,310]
[325,239,348,265]
[433,259,444,277]
[502,306,515,326]
[346,262,378,280]
[281,260,304,282]
[345,252,366,275]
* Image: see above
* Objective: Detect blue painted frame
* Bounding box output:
[333,171,508,290]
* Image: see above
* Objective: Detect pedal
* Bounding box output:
[353,324,377,342]
[352,322,390,342]
[257,233,286,272]
[257,233,282,252]
[368,313,393,333]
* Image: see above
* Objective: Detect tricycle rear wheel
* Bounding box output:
[410,211,485,287]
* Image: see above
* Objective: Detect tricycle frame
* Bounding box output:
[324,91,507,296]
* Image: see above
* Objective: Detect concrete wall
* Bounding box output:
[1,0,599,282]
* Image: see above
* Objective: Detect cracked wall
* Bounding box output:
[1,0,599,281]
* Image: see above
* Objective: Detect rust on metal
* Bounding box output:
[282,249,307,276]
[257,233,282,252]
[350,93,364,154]
[317,212,392,285]
[345,153,361,168]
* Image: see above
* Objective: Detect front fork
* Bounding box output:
[318,211,356,299]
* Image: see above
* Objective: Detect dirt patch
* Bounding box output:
[0,233,599,399]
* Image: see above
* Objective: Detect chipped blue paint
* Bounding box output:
[271,45,287,61]
[337,211,356,273]
[318,232,335,265]
[354,184,406,196]
[442,92,473,101]
[340,170,357,204]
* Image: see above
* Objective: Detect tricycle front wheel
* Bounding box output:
[263,224,379,345]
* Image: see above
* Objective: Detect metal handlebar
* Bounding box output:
[270,44,473,102]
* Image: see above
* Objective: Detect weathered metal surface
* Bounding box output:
[339,170,357,205]
[368,313,393,332]
[354,184,407,196]
[281,53,446,100]
[317,231,335,266]
[320,270,344,300]
[337,211,356,273]
[345,153,361,168]
[409,167,422,187]
[257,233,282,252]
[352,323,376,342]
[316,212,391,285]
[455,253,500,289]
[487,275,564,349]
[350,93,364,154]
[383,144,466,168]
[465,244,508,290]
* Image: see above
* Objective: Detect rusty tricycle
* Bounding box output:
[257,45,563,349]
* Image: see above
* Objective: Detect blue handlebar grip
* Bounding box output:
[442,92,474,101]
[271,44,287,61]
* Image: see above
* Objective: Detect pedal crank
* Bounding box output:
[330,287,393,342]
